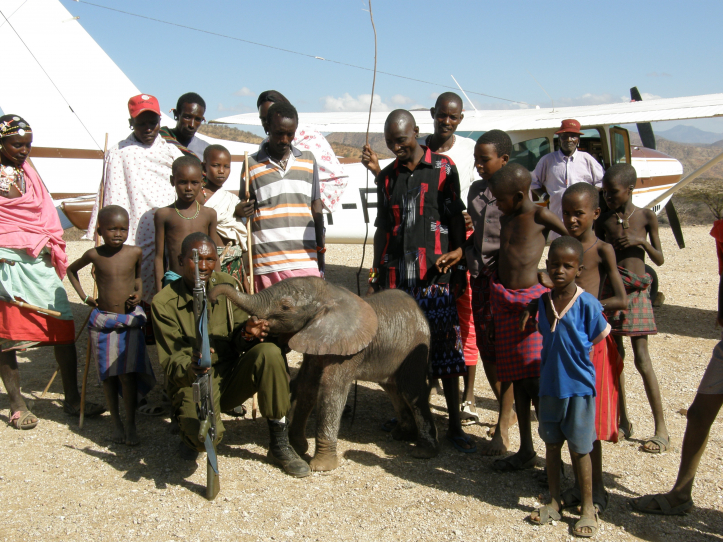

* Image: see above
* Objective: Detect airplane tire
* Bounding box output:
[645,264,658,305]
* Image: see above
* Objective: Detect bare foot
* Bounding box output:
[125,425,140,446]
[477,432,508,456]
[111,423,125,444]
[487,411,517,439]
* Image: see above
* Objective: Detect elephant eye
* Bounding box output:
[281,304,291,311]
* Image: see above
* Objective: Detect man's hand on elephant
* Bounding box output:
[436,248,463,273]
[245,316,270,342]
[190,347,215,376]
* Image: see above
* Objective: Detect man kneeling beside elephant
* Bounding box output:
[151,232,310,477]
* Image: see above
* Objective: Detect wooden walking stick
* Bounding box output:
[41,308,94,398]
[79,133,108,428]
[243,151,258,420]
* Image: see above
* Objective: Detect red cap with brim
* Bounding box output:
[555,119,583,135]
[128,94,161,118]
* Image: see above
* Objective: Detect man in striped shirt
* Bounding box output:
[241,102,325,292]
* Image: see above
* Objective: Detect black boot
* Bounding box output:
[267,419,311,478]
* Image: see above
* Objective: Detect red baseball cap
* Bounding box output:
[128,94,161,118]
[555,119,584,135]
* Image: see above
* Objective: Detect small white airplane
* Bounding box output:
[214,92,723,247]
[3,0,723,249]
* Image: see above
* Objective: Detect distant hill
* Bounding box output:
[655,124,723,145]
[326,133,394,159]
[198,124,263,144]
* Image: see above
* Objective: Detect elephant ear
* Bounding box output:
[288,284,378,356]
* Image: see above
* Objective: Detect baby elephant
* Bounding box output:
[209,276,438,471]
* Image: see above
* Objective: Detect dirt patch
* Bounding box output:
[1,225,722,541]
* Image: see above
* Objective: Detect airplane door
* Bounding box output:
[610,127,631,165]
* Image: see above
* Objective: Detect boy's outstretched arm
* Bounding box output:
[538,207,569,237]
[127,248,143,310]
[598,243,628,312]
[613,209,664,266]
[67,249,97,307]
[153,212,166,294]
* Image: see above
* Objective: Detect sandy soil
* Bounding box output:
[1,225,722,542]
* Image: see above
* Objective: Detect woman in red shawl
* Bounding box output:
[0,115,104,429]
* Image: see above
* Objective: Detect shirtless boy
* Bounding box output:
[68,206,155,445]
[486,163,567,472]
[154,154,222,292]
[558,182,627,513]
[436,130,516,455]
[595,163,669,454]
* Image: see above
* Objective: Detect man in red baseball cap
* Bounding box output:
[531,118,603,236]
[127,94,162,146]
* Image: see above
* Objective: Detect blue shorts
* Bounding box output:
[538,395,596,454]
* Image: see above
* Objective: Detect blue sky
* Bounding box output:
[63,0,723,134]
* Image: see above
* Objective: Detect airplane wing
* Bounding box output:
[212,93,723,133]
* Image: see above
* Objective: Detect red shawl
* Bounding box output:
[0,162,68,278]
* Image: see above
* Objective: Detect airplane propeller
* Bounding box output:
[630,87,685,248]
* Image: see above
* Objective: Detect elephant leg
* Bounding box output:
[288,354,323,457]
[397,344,439,458]
[379,381,417,442]
[310,360,355,472]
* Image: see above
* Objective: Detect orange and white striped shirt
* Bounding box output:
[247,145,321,275]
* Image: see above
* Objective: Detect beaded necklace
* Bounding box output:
[174,200,200,220]
[0,165,25,197]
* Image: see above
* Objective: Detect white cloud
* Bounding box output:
[391,94,413,105]
[321,93,426,112]
[322,93,390,112]
[234,87,254,97]
[429,92,440,100]
[216,103,254,114]
[639,92,663,101]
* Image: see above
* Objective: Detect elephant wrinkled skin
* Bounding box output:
[209,277,438,471]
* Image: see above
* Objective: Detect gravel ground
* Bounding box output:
[1,225,722,542]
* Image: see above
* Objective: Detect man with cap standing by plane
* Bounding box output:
[531,119,604,238]
[86,94,184,305]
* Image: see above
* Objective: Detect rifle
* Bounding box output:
[191,248,220,500]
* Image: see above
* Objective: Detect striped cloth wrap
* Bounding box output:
[88,305,156,399]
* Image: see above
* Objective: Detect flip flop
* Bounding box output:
[573,511,598,538]
[630,494,693,516]
[619,422,634,440]
[137,403,165,416]
[561,487,582,510]
[446,434,477,453]
[492,453,537,472]
[643,435,669,454]
[222,405,247,418]
[530,504,561,525]
[9,409,38,430]
[381,417,398,432]
[595,491,610,514]
[459,401,480,426]
[63,400,106,417]
[562,488,609,515]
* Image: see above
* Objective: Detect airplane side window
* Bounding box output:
[612,131,627,164]
[509,137,551,171]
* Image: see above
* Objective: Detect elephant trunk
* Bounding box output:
[208,283,271,318]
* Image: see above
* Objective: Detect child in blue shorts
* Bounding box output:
[530,236,610,538]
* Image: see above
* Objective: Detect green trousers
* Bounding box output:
[172,343,289,451]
